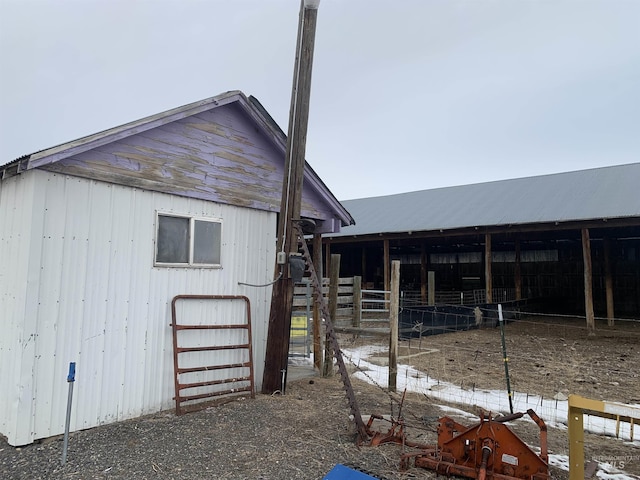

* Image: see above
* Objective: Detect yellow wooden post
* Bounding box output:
[568,396,586,480]
[568,394,640,480]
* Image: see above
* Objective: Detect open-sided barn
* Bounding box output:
[0,90,353,446]
[323,163,640,320]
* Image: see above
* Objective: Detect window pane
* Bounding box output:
[157,215,189,263]
[193,220,221,264]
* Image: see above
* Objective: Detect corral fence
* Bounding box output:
[340,309,640,446]
[289,280,523,356]
[401,288,517,306]
[289,276,366,357]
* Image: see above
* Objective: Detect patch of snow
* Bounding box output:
[548,453,570,471]
[288,355,314,367]
[343,346,640,441]
[433,404,477,420]
[595,463,640,480]
[548,453,639,480]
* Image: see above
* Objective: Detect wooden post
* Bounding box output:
[514,239,522,301]
[312,233,323,371]
[428,271,435,306]
[323,253,340,377]
[485,233,493,304]
[353,275,362,327]
[420,243,427,304]
[568,395,640,480]
[263,0,320,393]
[568,398,586,480]
[383,239,390,293]
[324,241,331,281]
[603,238,615,326]
[581,228,596,336]
[389,260,400,393]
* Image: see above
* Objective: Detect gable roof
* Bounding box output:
[331,163,640,238]
[1,91,354,231]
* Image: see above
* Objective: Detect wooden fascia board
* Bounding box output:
[239,98,354,228]
[303,170,355,227]
[236,98,287,155]
[324,217,640,244]
[25,91,244,171]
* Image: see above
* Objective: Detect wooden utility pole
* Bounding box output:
[262,0,320,393]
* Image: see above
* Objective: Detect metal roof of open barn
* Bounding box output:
[329,163,640,237]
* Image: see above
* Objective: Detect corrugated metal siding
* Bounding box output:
[0,173,39,444]
[1,170,275,445]
[333,163,640,237]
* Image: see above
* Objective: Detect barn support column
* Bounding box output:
[485,233,493,304]
[361,247,367,286]
[324,241,331,280]
[603,237,615,326]
[389,260,400,392]
[312,233,323,371]
[514,239,522,301]
[383,239,390,294]
[428,271,436,306]
[581,228,596,335]
[420,242,427,304]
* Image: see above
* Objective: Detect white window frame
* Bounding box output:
[154,212,222,268]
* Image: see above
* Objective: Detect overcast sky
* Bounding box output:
[1,0,639,200]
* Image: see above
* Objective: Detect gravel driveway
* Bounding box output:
[0,375,438,480]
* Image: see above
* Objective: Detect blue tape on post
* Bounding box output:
[67,362,76,382]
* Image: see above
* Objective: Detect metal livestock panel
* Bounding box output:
[171,295,255,415]
[1,170,275,445]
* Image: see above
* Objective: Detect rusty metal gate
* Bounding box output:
[171,295,255,415]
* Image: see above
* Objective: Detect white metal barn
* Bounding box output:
[0,91,353,446]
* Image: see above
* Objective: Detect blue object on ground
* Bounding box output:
[323,464,377,479]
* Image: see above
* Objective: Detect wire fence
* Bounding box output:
[336,308,640,442]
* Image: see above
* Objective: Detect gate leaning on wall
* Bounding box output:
[171,295,255,415]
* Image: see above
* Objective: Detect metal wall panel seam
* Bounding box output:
[20,171,48,445]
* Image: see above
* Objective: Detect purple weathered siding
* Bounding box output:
[40,101,342,227]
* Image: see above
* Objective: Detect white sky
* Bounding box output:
[1,0,639,200]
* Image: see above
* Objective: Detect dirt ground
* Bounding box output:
[1,315,639,479]
[388,315,640,405]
